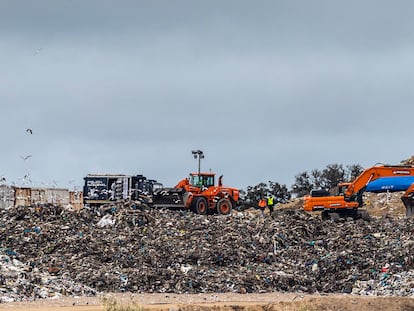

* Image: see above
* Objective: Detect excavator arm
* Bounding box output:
[343,165,414,200]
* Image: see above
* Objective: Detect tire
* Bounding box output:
[194,197,208,215]
[216,198,232,215]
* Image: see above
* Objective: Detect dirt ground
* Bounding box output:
[1,293,413,311]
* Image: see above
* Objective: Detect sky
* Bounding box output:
[1,0,414,192]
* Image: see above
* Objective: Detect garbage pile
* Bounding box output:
[364,191,408,216]
[0,204,413,302]
[401,155,414,165]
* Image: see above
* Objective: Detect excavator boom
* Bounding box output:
[343,165,414,199]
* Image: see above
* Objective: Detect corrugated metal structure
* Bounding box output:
[14,187,31,207]
[30,188,70,206]
[0,185,15,209]
[0,174,160,209]
[0,186,84,209]
[69,191,83,210]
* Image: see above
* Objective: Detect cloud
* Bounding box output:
[1,1,414,190]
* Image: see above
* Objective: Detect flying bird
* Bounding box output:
[21,174,32,185]
[26,128,33,134]
[21,154,32,161]
[34,48,43,56]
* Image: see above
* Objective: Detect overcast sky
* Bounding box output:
[1,0,414,191]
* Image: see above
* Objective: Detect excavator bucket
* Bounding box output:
[401,196,414,217]
[401,183,414,217]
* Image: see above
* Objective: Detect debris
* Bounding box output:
[0,204,413,302]
[97,214,115,227]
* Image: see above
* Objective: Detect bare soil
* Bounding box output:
[1,293,413,311]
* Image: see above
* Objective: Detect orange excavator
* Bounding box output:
[303,164,414,220]
[152,172,240,215]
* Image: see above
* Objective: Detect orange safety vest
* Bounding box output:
[258,199,266,208]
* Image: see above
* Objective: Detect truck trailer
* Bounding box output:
[83,173,162,207]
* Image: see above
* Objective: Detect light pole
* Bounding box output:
[191,150,204,174]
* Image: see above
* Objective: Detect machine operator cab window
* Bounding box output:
[189,174,215,188]
[337,183,351,196]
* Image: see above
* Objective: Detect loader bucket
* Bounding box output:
[401,196,414,217]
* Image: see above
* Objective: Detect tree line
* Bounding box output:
[240,163,364,207]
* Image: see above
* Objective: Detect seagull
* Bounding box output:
[26,128,33,134]
[20,154,32,161]
[0,176,6,183]
[34,48,43,56]
[22,174,32,185]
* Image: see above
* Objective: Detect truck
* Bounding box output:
[303,164,414,220]
[151,172,239,215]
[83,173,162,207]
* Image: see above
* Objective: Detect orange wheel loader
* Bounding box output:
[152,172,239,215]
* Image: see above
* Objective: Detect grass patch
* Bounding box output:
[101,295,144,311]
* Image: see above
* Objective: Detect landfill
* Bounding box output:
[0,203,413,303]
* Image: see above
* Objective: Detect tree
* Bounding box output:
[291,172,312,197]
[291,163,363,197]
[321,164,345,190]
[345,164,364,182]
[310,169,324,189]
[268,181,291,203]
[242,181,291,208]
[244,182,268,205]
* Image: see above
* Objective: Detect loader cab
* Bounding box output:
[189,173,215,188]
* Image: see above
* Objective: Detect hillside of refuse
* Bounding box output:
[0,201,413,302]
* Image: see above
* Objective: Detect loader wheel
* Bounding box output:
[194,197,208,215]
[217,198,232,215]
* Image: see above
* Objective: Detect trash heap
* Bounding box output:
[0,205,413,302]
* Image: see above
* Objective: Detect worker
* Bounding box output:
[267,195,275,214]
[258,198,267,216]
[197,177,203,187]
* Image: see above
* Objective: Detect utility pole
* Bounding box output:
[191,150,204,174]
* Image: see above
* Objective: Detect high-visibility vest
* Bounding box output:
[267,197,274,206]
[258,199,266,208]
